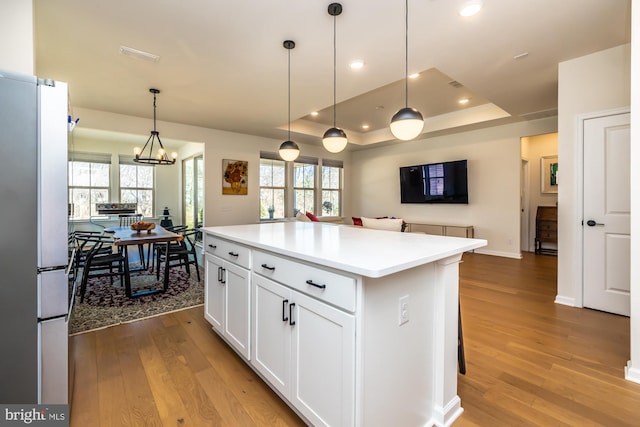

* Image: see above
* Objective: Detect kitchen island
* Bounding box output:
[201,222,486,427]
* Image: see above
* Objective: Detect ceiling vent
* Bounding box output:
[119,46,160,63]
[448,80,463,88]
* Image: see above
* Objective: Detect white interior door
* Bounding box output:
[583,112,630,316]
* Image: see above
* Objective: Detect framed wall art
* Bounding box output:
[541,155,558,194]
[222,159,248,195]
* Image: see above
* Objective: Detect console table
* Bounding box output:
[201,222,486,427]
[535,206,557,255]
[405,222,474,238]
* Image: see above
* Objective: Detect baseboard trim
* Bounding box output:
[625,361,640,384]
[473,249,523,259]
[430,395,463,427]
[554,295,576,307]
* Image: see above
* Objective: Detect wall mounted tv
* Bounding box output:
[400,159,468,204]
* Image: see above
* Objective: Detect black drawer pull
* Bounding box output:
[289,303,296,326]
[208,244,217,249]
[306,280,326,289]
[228,252,239,257]
[261,263,276,271]
[220,267,226,284]
[282,299,289,322]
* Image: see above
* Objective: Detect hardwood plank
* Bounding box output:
[130,318,199,427]
[69,333,99,427]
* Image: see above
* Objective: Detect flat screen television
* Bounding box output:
[400,159,468,204]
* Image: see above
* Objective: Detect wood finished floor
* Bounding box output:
[70,252,640,426]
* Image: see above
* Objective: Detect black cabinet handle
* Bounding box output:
[306,279,326,289]
[220,267,226,284]
[217,266,222,282]
[261,263,276,271]
[289,303,296,326]
[208,244,217,249]
[586,220,605,227]
[282,299,289,322]
[228,252,239,257]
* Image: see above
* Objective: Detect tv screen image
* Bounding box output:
[400,159,468,204]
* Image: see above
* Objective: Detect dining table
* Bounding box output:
[104,225,183,298]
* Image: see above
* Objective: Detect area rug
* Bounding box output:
[69,267,204,335]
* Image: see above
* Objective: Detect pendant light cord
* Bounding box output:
[333,12,337,128]
[404,0,409,109]
[287,46,291,141]
[153,91,158,132]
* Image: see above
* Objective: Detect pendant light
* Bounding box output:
[279,40,300,162]
[134,88,177,165]
[390,0,424,141]
[322,3,348,154]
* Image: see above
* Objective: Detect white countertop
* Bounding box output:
[201,222,487,278]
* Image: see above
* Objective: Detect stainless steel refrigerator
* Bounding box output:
[0,70,70,404]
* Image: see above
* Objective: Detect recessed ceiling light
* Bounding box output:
[119,45,160,63]
[362,124,370,130]
[459,0,483,17]
[350,60,365,69]
[458,98,470,105]
[310,111,319,116]
[408,73,420,79]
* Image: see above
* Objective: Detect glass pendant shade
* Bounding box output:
[279,140,300,161]
[322,127,348,153]
[390,107,424,141]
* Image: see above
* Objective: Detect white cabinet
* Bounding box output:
[204,251,251,360]
[252,273,355,427]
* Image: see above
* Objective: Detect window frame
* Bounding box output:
[259,153,287,220]
[118,157,155,217]
[259,152,343,220]
[68,152,112,220]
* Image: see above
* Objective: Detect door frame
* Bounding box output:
[520,159,530,253]
[576,107,630,308]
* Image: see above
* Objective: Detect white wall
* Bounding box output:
[556,44,631,306]
[0,0,33,74]
[521,133,558,252]
[351,117,557,258]
[73,107,352,227]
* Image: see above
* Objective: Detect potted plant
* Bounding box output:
[322,201,333,215]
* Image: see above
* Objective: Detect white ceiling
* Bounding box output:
[34,0,631,149]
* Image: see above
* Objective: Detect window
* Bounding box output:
[68,153,111,219]
[321,159,343,216]
[183,155,204,229]
[120,160,154,217]
[293,157,317,215]
[259,152,343,220]
[260,154,285,219]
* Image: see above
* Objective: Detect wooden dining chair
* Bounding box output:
[155,228,200,282]
[75,234,130,303]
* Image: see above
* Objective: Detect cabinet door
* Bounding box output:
[204,253,224,333]
[290,291,356,427]
[252,274,292,397]
[224,262,251,360]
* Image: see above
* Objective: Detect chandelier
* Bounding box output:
[134,88,177,165]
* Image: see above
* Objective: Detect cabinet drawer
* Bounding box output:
[204,234,251,269]
[538,231,557,241]
[537,221,557,231]
[252,249,356,312]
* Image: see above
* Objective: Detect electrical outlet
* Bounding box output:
[399,295,409,325]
